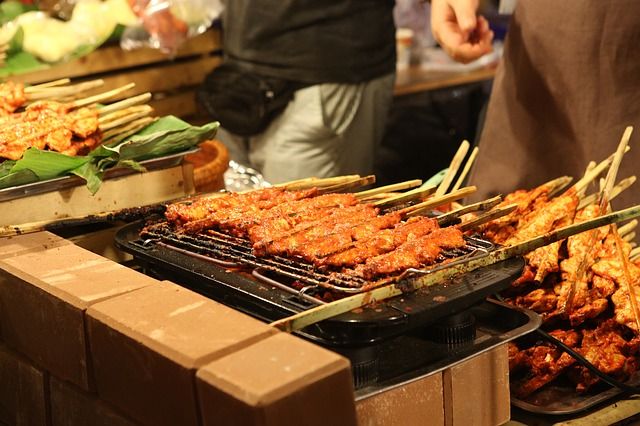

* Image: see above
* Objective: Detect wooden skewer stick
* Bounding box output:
[458,204,518,232]
[24,78,71,92]
[434,195,503,226]
[373,185,437,207]
[619,219,638,238]
[101,117,156,143]
[355,179,422,200]
[451,146,479,193]
[99,105,153,125]
[98,93,152,116]
[435,140,470,197]
[25,79,106,101]
[270,204,640,332]
[99,106,153,131]
[572,146,631,195]
[630,247,640,262]
[578,176,636,210]
[69,83,136,109]
[278,175,361,191]
[623,232,636,243]
[317,175,376,194]
[402,186,477,216]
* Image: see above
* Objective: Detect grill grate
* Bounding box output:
[139,221,496,295]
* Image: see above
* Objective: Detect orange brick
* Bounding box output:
[443,345,510,426]
[87,281,277,426]
[0,231,69,260]
[0,343,47,426]
[0,243,157,389]
[196,333,357,426]
[49,376,139,426]
[356,373,444,426]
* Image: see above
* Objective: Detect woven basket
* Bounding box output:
[184,140,230,192]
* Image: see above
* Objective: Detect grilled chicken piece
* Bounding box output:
[166,187,318,228]
[217,193,359,237]
[353,226,464,279]
[319,216,437,268]
[511,329,581,398]
[253,204,380,257]
[0,81,26,115]
[570,320,639,392]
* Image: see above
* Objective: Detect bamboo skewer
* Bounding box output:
[354,179,422,200]
[619,220,638,239]
[435,140,470,197]
[623,232,636,243]
[271,204,640,332]
[451,146,479,193]
[372,185,437,207]
[25,79,106,101]
[435,195,503,226]
[630,247,640,262]
[24,78,71,92]
[572,146,631,195]
[99,106,154,131]
[101,117,156,143]
[458,204,518,232]
[403,186,477,216]
[578,176,636,210]
[279,175,361,191]
[69,83,136,109]
[98,93,152,116]
[317,175,376,194]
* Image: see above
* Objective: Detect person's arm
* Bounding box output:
[430,0,494,64]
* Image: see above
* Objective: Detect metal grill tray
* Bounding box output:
[116,220,526,346]
[511,371,640,416]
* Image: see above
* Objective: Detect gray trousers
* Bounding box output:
[218,73,395,185]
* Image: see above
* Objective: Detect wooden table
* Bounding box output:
[393,64,497,96]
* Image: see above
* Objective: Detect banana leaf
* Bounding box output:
[0,116,219,194]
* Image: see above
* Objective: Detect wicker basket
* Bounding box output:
[184,140,230,192]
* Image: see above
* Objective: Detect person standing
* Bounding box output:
[431,0,640,209]
[204,0,397,184]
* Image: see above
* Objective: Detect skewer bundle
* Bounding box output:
[0,79,154,160]
[0,43,8,67]
[484,128,640,397]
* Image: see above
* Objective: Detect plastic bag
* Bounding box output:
[121,0,222,56]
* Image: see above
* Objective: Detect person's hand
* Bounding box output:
[430,0,494,64]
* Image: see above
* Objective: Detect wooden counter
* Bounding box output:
[394,65,496,96]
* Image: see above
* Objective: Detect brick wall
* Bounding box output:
[0,231,510,426]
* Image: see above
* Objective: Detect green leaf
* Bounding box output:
[0,168,39,189]
[112,117,219,162]
[70,162,104,195]
[10,148,89,180]
[0,50,48,78]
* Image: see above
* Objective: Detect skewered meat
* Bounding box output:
[253,204,380,257]
[182,193,359,236]
[319,216,438,268]
[482,180,557,244]
[165,187,319,227]
[504,189,579,246]
[0,81,26,115]
[511,329,581,398]
[353,226,465,279]
[0,100,101,160]
[569,320,639,392]
[595,259,640,331]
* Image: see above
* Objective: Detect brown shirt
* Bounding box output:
[469,0,640,211]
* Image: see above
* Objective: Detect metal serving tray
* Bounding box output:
[511,371,640,416]
[0,148,197,202]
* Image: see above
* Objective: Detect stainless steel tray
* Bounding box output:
[0,148,197,202]
[511,370,640,416]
